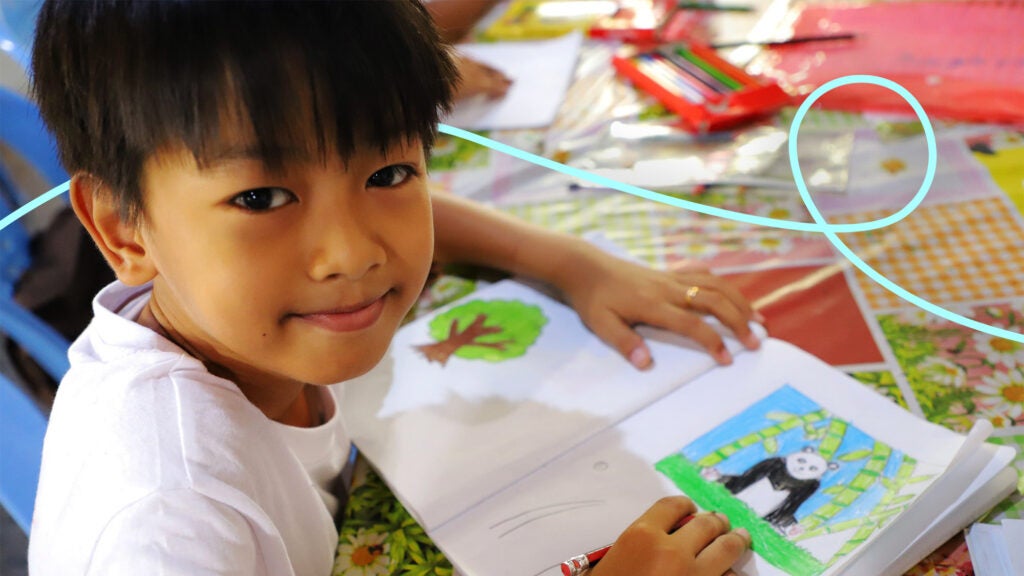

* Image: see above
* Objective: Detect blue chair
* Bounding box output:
[0,86,71,535]
[0,0,42,74]
[0,86,71,379]
[0,370,47,534]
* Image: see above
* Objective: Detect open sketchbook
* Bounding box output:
[341,280,1018,576]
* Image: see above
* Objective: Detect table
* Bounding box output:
[332,2,1024,574]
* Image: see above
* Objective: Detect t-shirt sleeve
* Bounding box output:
[87,489,266,576]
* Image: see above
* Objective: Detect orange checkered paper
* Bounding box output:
[835,197,1024,310]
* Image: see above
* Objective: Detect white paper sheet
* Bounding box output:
[444,32,583,130]
[966,523,1015,576]
[1003,519,1024,574]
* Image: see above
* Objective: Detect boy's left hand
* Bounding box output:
[453,54,512,101]
[551,245,762,369]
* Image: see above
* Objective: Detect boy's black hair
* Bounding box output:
[32,0,459,224]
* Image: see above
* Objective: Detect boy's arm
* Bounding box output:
[430,191,762,369]
[425,0,501,43]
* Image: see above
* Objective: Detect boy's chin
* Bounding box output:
[295,349,389,386]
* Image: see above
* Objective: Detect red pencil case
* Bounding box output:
[612,42,791,132]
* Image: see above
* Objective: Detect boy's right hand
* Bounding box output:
[590,497,751,576]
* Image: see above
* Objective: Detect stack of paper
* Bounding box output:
[965,519,1024,576]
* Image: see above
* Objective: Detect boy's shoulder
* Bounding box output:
[50,281,280,484]
[31,282,333,574]
[46,281,298,503]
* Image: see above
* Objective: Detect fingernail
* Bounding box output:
[629,346,651,369]
[743,332,761,350]
[715,347,733,365]
[735,527,751,543]
[753,311,766,324]
[714,512,730,526]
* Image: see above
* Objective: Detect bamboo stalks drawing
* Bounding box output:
[795,458,933,566]
[696,409,828,468]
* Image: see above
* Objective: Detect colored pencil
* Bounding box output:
[710,33,856,49]
[560,515,697,576]
[657,47,731,96]
[673,46,744,91]
[636,54,705,104]
[677,2,754,12]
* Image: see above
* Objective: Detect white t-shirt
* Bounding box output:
[29,281,352,576]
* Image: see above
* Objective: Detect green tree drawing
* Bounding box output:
[414,299,547,366]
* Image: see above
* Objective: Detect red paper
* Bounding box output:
[753,1,1024,125]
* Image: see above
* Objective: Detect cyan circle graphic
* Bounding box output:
[789,75,1021,343]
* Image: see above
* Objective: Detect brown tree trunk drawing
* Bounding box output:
[415,314,512,366]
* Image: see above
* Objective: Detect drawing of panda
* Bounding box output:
[711,447,838,531]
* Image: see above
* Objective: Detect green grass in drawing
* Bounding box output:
[415,299,548,366]
[656,385,934,575]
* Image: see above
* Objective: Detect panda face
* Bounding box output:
[786,451,830,481]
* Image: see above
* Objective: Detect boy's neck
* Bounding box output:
[135,295,319,427]
[277,385,329,428]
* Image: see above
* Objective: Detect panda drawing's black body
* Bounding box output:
[704,447,839,534]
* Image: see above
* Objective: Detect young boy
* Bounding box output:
[27,2,758,574]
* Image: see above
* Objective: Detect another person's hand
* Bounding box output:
[552,241,762,368]
[591,497,751,576]
[454,53,512,101]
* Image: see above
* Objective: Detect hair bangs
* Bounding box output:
[32,0,458,223]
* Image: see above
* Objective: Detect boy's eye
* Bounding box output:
[230,187,295,211]
[367,165,415,188]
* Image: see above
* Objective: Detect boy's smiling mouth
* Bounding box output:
[290,290,392,333]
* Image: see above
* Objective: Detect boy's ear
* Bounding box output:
[69,174,157,286]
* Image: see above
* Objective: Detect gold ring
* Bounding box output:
[684,285,701,305]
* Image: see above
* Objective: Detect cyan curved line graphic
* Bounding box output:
[1,76,1019,342]
[789,75,1023,343]
[0,180,68,233]
[436,122,935,234]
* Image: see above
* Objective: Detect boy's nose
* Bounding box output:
[306,210,386,282]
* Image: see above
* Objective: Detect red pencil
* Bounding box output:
[560,514,696,575]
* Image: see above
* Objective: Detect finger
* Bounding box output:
[586,309,652,369]
[675,272,754,317]
[477,61,502,75]
[485,78,511,98]
[679,286,759,350]
[672,512,731,557]
[640,304,731,365]
[670,261,712,274]
[637,496,698,532]
[693,529,751,575]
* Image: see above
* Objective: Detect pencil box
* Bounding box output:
[612,42,791,132]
